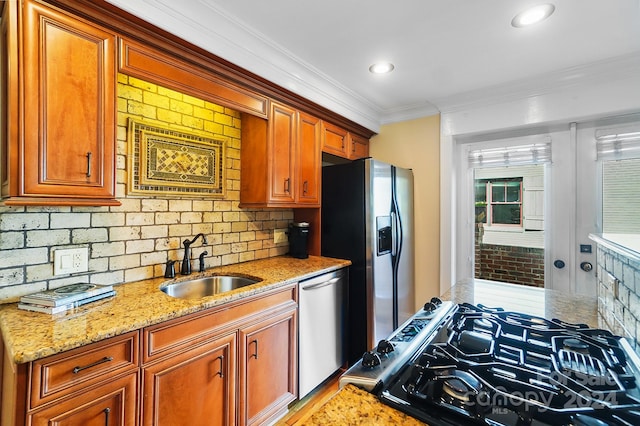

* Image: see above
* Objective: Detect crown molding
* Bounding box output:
[105,1,640,132]
[105,0,383,132]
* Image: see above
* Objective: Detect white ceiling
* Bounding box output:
[106,0,640,132]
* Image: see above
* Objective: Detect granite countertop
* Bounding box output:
[302,280,603,425]
[0,255,350,364]
[299,384,426,425]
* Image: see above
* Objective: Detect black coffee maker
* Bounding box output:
[288,222,309,259]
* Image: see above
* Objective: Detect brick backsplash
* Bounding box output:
[0,74,292,300]
[596,244,640,351]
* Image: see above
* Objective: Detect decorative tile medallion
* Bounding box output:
[127,119,226,197]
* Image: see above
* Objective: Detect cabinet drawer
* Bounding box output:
[30,330,139,407]
[143,284,297,364]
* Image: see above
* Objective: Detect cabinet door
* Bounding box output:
[239,308,297,426]
[297,112,321,205]
[348,133,369,160]
[21,0,116,201]
[29,372,137,426]
[321,121,348,157]
[141,333,237,426]
[268,103,297,204]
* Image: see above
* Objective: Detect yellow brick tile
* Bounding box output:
[182,115,203,130]
[214,112,233,126]
[143,91,170,109]
[117,73,129,84]
[170,99,193,115]
[117,97,128,113]
[233,117,242,128]
[193,106,214,121]
[227,169,240,180]
[157,108,182,125]
[128,76,157,92]
[117,83,143,102]
[224,126,241,139]
[127,100,156,119]
[226,147,240,160]
[183,94,205,107]
[204,121,224,135]
[205,101,225,113]
[116,125,127,142]
[224,107,241,118]
[226,189,240,200]
[117,113,129,127]
[157,86,183,100]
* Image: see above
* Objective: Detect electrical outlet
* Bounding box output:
[274,228,288,244]
[54,248,89,275]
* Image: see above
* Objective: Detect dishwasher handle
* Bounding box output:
[301,276,341,291]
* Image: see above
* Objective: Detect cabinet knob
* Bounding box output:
[284,178,290,193]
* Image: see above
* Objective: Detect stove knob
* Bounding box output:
[430,297,442,306]
[423,301,437,312]
[376,339,394,354]
[361,351,381,368]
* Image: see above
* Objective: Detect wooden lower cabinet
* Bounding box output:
[28,372,137,426]
[239,308,297,426]
[2,285,298,426]
[141,333,237,426]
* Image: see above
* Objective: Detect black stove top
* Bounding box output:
[377,303,640,426]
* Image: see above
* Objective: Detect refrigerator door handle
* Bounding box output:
[390,212,398,257]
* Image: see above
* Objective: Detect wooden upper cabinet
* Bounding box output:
[321,120,369,160]
[321,121,349,157]
[348,133,370,160]
[119,38,267,117]
[241,102,321,208]
[269,103,297,204]
[1,0,118,206]
[297,112,321,205]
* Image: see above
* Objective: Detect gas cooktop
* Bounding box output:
[342,302,640,426]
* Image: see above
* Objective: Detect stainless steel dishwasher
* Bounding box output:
[298,268,347,398]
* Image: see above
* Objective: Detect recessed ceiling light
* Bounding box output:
[369,62,395,74]
[511,4,555,28]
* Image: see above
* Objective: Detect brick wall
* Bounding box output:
[0,74,291,300]
[595,244,640,351]
[475,225,545,287]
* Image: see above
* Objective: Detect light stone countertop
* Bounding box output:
[0,255,350,364]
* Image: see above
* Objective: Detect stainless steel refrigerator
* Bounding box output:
[321,158,414,365]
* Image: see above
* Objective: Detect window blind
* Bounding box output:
[468,142,551,168]
[596,130,640,161]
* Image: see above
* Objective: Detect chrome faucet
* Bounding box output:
[181,233,208,275]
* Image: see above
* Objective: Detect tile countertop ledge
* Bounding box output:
[589,233,640,263]
[0,255,351,364]
[440,279,603,329]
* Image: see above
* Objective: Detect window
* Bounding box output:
[596,127,640,233]
[475,178,522,226]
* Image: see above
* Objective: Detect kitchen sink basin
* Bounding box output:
[160,275,261,299]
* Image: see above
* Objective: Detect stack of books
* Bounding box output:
[18,283,116,314]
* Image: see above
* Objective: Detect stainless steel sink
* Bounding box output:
[160,275,261,299]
